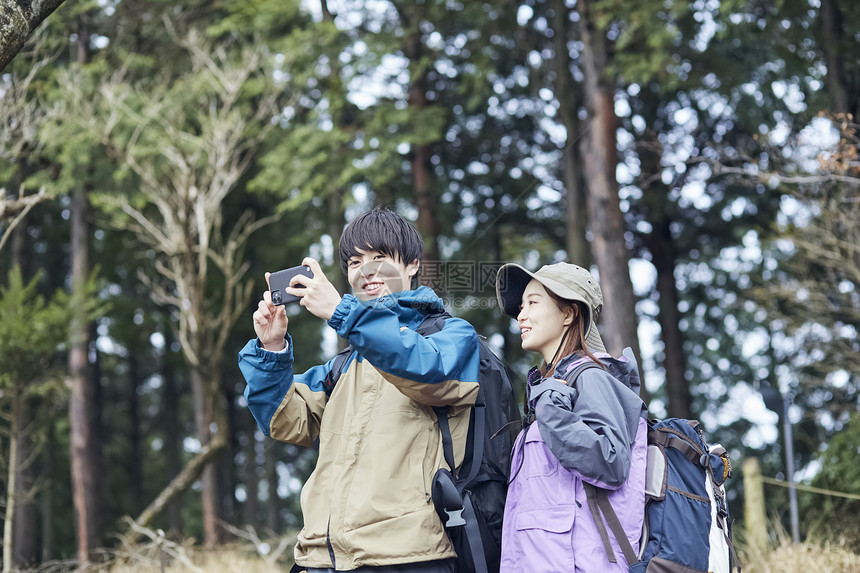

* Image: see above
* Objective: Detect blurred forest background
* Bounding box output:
[1,0,859,570]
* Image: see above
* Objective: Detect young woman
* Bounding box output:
[495,262,647,573]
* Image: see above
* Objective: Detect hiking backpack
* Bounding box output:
[564,362,740,573]
[322,311,520,573]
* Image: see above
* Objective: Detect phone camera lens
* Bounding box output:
[272,291,282,305]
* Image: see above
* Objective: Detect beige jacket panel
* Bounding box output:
[293,358,478,569]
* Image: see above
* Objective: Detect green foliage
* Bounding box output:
[804,414,860,549]
[0,267,70,395]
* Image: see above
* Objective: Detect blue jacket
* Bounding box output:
[238,287,481,570]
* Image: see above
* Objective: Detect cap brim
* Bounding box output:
[496,263,608,354]
[496,264,536,318]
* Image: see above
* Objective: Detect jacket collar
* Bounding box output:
[362,285,446,328]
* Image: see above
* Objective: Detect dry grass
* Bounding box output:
[103,547,291,573]
[739,523,860,573]
[27,521,860,573]
[101,540,860,573]
[79,521,298,573]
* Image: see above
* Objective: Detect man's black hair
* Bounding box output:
[339,206,424,289]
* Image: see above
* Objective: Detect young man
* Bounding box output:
[238,208,481,573]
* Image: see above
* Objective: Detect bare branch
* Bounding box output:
[131,430,227,530]
[0,186,49,252]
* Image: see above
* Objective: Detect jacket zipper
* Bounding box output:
[326,517,336,569]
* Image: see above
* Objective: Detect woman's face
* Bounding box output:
[517,279,573,364]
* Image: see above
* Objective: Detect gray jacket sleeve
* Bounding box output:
[532,370,643,488]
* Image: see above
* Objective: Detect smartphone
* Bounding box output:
[269,265,314,305]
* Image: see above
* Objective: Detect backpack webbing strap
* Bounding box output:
[650,427,705,467]
[583,483,618,564]
[323,346,353,396]
[435,405,456,472]
[561,361,603,387]
[434,384,487,485]
[461,490,489,573]
[421,312,493,573]
[570,363,638,566]
[583,482,638,565]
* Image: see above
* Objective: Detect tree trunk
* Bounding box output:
[3,397,20,573]
[328,190,349,350]
[161,331,184,535]
[265,440,280,533]
[69,185,99,565]
[190,366,220,545]
[12,398,36,568]
[0,0,67,72]
[41,417,56,561]
[402,13,441,266]
[818,0,857,117]
[127,353,144,513]
[242,433,260,527]
[649,221,691,417]
[638,132,689,417]
[576,0,642,366]
[321,0,351,315]
[69,17,101,564]
[7,163,30,278]
[220,385,238,529]
[552,0,591,268]
[8,230,35,569]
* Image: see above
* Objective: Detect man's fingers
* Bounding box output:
[301,257,324,277]
[265,271,272,289]
[289,273,311,289]
[275,303,287,322]
[253,310,267,327]
[284,285,307,298]
[258,298,271,317]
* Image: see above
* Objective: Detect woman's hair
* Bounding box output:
[539,289,605,377]
[339,206,424,289]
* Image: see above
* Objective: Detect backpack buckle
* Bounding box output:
[444,508,467,527]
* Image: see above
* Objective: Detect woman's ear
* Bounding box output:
[562,304,576,328]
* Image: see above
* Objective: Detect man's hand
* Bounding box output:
[253,273,289,351]
[287,257,342,321]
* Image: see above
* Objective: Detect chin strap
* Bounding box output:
[543,328,571,376]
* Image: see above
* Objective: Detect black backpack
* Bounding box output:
[322,311,520,573]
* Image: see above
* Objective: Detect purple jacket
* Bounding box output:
[500,349,647,573]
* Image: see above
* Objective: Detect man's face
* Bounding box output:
[347,248,420,300]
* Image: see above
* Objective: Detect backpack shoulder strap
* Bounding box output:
[649,425,706,467]
[583,482,638,565]
[415,310,451,336]
[561,360,603,388]
[567,361,638,566]
[322,345,354,396]
[418,310,486,487]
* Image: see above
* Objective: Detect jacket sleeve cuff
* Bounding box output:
[250,335,294,371]
[327,294,357,334]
